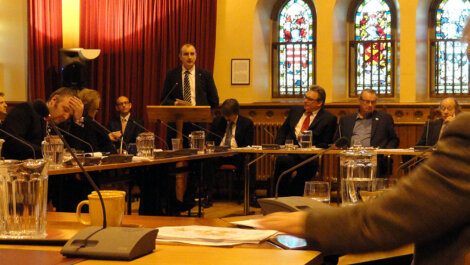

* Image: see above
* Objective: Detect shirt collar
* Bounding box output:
[182,66,196,75]
[120,113,131,121]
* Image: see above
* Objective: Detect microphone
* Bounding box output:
[263,127,275,142]
[257,137,350,215]
[159,120,191,141]
[424,118,431,146]
[190,122,223,140]
[89,119,121,153]
[275,137,349,198]
[130,119,169,150]
[397,145,436,174]
[55,126,94,153]
[0,128,37,159]
[160,82,179,105]
[49,119,158,260]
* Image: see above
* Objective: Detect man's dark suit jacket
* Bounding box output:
[304,112,470,265]
[275,107,337,148]
[1,102,46,159]
[208,115,254,147]
[416,118,443,146]
[334,110,399,148]
[108,115,145,145]
[161,66,219,109]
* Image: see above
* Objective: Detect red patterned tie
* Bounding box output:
[301,112,312,132]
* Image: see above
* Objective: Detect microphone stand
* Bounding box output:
[0,128,36,159]
[190,122,223,140]
[160,120,191,141]
[53,119,158,260]
[397,145,436,175]
[160,82,179,105]
[55,126,94,154]
[275,137,349,198]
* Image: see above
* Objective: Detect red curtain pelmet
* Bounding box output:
[80,0,218,125]
[27,0,63,101]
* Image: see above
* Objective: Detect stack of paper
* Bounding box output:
[157,225,277,246]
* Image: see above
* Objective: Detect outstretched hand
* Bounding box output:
[257,211,308,237]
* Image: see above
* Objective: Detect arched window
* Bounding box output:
[348,0,397,97]
[430,0,470,97]
[272,0,316,98]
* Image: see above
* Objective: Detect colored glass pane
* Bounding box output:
[277,0,314,96]
[279,0,313,42]
[433,0,469,95]
[355,0,392,41]
[353,0,393,95]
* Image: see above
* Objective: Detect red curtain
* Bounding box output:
[27,0,63,101]
[80,0,217,124]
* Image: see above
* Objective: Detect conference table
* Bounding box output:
[0,212,322,265]
[234,147,427,214]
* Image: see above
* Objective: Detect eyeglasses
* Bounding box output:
[304,96,320,102]
[360,99,377,105]
[116,101,130,106]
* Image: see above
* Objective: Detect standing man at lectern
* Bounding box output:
[160,43,219,213]
[161,43,219,109]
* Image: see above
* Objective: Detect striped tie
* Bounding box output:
[183,71,191,103]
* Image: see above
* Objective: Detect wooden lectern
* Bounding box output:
[146,106,212,140]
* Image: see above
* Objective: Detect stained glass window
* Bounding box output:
[430,0,470,96]
[273,0,315,98]
[349,0,395,97]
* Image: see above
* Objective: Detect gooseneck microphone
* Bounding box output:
[263,127,275,141]
[160,82,179,105]
[397,144,436,174]
[25,103,161,260]
[190,122,223,140]
[275,137,349,198]
[89,119,121,153]
[130,119,169,150]
[55,126,94,153]
[0,128,36,159]
[159,120,191,141]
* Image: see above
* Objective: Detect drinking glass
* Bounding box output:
[205,141,215,153]
[285,139,295,150]
[171,138,181,151]
[304,181,330,203]
[299,130,312,148]
[41,135,64,168]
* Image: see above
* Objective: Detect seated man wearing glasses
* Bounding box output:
[273,85,337,196]
[416,97,461,147]
[334,88,399,176]
[108,96,145,150]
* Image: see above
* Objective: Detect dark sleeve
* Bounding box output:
[207,117,224,145]
[243,118,255,147]
[314,113,337,148]
[205,73,219,109]
[161,71,176,106]
[384,113,399,148]
[275,116,291,145]
[416,120,430,146]
[2,105,40,159]
[304,113,470,254]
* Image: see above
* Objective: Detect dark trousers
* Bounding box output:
[272,154,318,197]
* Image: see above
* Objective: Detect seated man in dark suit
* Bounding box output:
[334,88,399,176]
[2,87,84,159]
[204,98,254,206]
[108,96,145,152]
[416,97,461,146]
[274,85,337,196]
